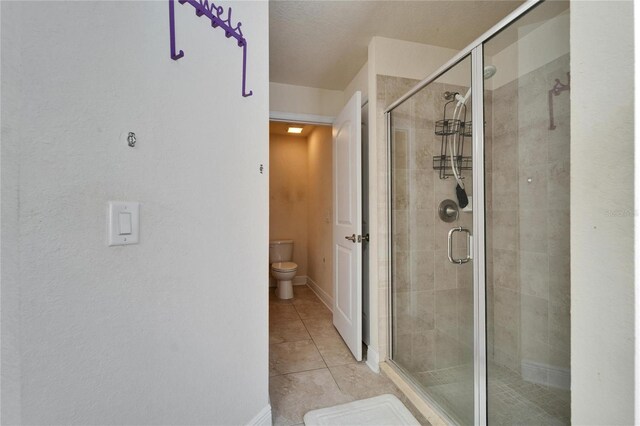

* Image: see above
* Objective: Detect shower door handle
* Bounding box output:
[447,226,472,264]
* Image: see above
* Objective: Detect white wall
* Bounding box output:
[371,37,460,85]
[0,1,270,424]
[343,62,369,104]
[570,1,635,424]
[307,126,334,304]
[270,82,344,118]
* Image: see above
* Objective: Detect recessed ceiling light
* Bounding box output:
[287,126,303,134]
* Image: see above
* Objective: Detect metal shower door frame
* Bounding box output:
[384,1,544,424]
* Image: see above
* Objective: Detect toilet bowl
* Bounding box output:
[269,240,298,300]
[271,261,298,299]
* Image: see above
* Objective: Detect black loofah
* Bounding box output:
[456,184,468,209]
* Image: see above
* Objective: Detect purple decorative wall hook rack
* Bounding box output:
[169,0,253,97]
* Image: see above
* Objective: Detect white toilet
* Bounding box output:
[269,240,298,300]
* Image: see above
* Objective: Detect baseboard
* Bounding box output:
[246,404,272,426]
[306,277,334,312]
[365,345,380,373]
[521,359,570,390]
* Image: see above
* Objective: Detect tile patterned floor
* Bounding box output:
[269,285,430,426]
[415,363,570,425]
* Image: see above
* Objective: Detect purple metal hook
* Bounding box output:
[169,0,184,60]
[168,0,253,97]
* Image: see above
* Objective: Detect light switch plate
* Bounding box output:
[108,201,139,246]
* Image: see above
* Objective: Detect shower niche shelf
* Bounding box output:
[433,97,472,180]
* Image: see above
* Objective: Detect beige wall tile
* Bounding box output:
[493,248,519,290]
[520,251,550,298]
[520,208,549,253]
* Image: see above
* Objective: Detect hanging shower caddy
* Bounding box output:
[432,96,472,180]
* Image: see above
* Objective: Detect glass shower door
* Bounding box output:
[484,2,571,424]
[389,55,475,425]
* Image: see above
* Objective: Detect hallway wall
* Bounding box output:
[0,2,270,424]
[570,1,635,423]
[307,126,334,302]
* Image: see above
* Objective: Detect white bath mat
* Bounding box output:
[303,394,420,425]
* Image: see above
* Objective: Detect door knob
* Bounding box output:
[345,234,357,242]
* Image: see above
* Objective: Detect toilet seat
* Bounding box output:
[271,261,297,272]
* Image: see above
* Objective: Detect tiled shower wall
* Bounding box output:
[489,54,571,378]
[379,74,476,370]
[379,53,570,384]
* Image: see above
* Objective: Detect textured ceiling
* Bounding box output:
[270,1,525,90]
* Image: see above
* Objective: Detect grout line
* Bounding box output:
[301,315,329,369]
[274,367,330,380]
[295,290,330,370]
[325,362,348,396]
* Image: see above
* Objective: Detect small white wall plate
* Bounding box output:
[108,201,139,246]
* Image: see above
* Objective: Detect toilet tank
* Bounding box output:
[269,240,294,263]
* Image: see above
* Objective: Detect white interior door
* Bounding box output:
[333,91,362,361]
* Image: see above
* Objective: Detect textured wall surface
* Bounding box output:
[269,134,309,276]
[269,82,344,117]
[570,1,635,424]
[307,126,334,298]
[1,1,269,424]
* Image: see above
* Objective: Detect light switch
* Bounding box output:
[118,212,132,235]
[108,202,139,246]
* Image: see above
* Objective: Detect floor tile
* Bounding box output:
[293,299,332,320]
[302,318,340,340]
[269,319,311,344]
[269,339,326,376]
[269,304,299,324]
[318,363,430,425]
[269,288,293,305]
[269,285,430,426]
[269,290,293,305]
[269,368,353,426]
[329,363,401,400]
[313,334,357,367]
[290,285,320,301]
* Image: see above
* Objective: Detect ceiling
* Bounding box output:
[269,1,525,90]
[269,121,318,137]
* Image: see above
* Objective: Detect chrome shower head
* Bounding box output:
[484,65,497,80]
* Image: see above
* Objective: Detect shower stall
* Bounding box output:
[385,1,570,424]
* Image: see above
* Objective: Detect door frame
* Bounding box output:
[269,109,375,366]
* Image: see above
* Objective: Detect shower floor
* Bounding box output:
[414,363,570,425]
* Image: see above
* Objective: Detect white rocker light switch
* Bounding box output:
[109,202,139,246]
